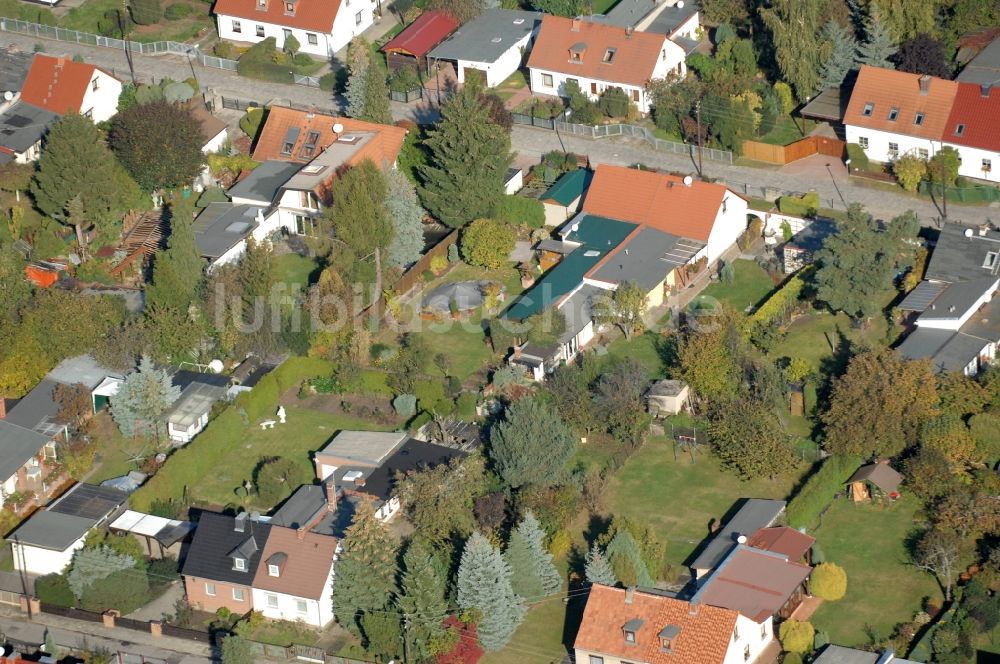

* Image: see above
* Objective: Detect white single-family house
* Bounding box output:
[427,9,542,88]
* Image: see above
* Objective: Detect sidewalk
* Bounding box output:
[0,606,212,663]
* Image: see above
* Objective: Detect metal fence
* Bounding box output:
[293,73,321,87]
[220,95,340,117]
[723,178,849,212]
[511,112,734,164]
[0,17,239,71]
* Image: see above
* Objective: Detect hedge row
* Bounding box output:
[786,454,862,529]
[131,356,334,511]
[778,192,820,217]
[747,266,812,334]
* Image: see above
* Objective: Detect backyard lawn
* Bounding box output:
[60,0,214,43]
[756,116,816,146]
[481,596,577,664]
[606,330,670,378]
[187,405,392,508]
[696,259,777,311]
[275,252,321,290]
[606,437,805,569]
[768,309,896,372]
[810,496,939,647]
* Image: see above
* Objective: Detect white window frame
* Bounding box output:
[266,593,279,608]
[541,73,554,88]
[985,251,998,269]
[858,136,868,150]
[862,102,874,116]
[296,599,308,614]
[307,32,318,45]
[918,148,928,159]
[234,557,246,571]
[232,19,241,33]
[888,142,899,159]
[256,24,265,37]
[205,583,216,596]
[355,10,362,25]
[233,588,245,601]
[268,563,280,577]
[983,158,992,173]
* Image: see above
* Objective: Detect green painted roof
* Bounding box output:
[541,169,593,207]
[504,215,636,320]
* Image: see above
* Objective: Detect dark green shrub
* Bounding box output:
[598,87,631,118]
[164,3,191,19]
[292,53,314,67]
[147,557,180,586]
[786,455,862,528]
[319,72,336,92]
[36,574,75,607]
[422,269,436,282]
[213,41,238,59]
[389,66,420,93]
[493,195,544,229]
[80,569,150,614]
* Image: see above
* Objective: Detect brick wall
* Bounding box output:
[183,575,252,614]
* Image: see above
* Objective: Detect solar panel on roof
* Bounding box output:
[6,114,31,128]
[226,221,252,233]
[49,483,125,520]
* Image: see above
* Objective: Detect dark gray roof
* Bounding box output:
[897,326,993,373]
[49,483,127,520]
[800,86,849,122]
[898,280,947,312]
[560,284,601,343]
[924,223,1000,283]
[0,101,58,154]
[689,499,786,572]
[270,484,331,533]
[355,439,468,503]
[3,378,63,437]
[0,50,34,95]
[918,278,998,321]
[47,355,119,389]
[169,368,230,392]
[0,420,53,482]
[429,9,541,65]
[181,511,271,584]
[193,203,262,259]
[646,1,700,36]
[7,510,97,550]
[813,645,918,664]
[957,36,1000,85]
[591,227,703,292]
[590,0,657,28]
[227,160,302,205]
[671,35,700,54]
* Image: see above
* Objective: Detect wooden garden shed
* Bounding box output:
[847,460,903,503]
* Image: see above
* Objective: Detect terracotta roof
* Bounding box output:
[20,54,116,116]
[527,15,667,87]
[252,105,406,168]
[211,0,341,33]
[582,164,728,243]
[943,82,1000,152]
[251,525,337,599]
[747,526,815,562]
[575,584,737,664]
[843,65,958,140]
[382,9,459,59]
[692,546,812,622]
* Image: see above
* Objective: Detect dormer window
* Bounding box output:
[257,0,266,8]
[285,1,294,14]
[658,624,680,652]
[569,42,585,63]
[914,112,924,126]
[955,123,965,136]
[233,557,246,571]
[603,48,616,63]
[624,629,636,643]
[269,563,280,576]
[622,618,643,645]
[888,107,899,121]
[985,251,998,269]
[862,102,874,117]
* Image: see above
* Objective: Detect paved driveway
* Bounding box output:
[127,580,183,622]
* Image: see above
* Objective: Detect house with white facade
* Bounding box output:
[250,524,337,628]
[20,54,122,123]
[526,15,685,114]
[506,165,748,379]
[575,584,775,664]
[942,82,1000,183]
[427,9,541,88]
[897,222,1000,376]
[213,0,376,57]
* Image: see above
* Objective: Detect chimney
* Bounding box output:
[234,512,247,533]
[980,223,990,236]
[571,16,581,32]
[56,56,65,68]
[626,26,633,38]
[297,526,306,541]
[624,587,635,605]
[982,83,992,98]
[918,75,931,95]
[354,477,366,488]
[325,480,337,511]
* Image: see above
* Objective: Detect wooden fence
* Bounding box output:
[742,136,846,165]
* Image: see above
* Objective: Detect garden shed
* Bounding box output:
[646,379,690,417]
[382,10,459,76]
[847,460,902,503]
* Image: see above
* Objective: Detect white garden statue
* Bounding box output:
[277,406,287,424]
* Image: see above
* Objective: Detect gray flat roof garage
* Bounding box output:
[429,9,540,64]
[193,203,262,260]
[0,420,52,483]
[8,510,98,550]
[0,101,58,154]
[227,160,302,205]
[48,483,127,520]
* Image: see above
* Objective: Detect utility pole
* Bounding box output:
[940,157,949,225]
[695,100,703,178]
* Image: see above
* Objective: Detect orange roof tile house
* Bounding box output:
[213,0,378,58]
[19,54,121,123]
[526,15,687,114]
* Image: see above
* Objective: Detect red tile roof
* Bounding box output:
[943,82,1000,152]
[212,0,341,33]
[252,105,407,167]
[251,525,337,600]
[582,164,728,243]
[693,547,812,622]
[844,65,958,140]
[527,15,667,88]
[575,585,737,664]
[19,54,115,116]
[382,10,459,59]
[747,526,815,562]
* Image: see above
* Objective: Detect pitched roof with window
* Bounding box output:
[181,511,272,585]
[575,585,738,664]
[527,15,668,87]
[20,54,117,116]
[843,66,958,140]
[943,82,1000,152]
[251,525,337,599]
[212,0,341,32]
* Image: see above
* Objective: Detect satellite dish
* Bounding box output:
[208,359,225,373]
[333,123,344,134]
[683,174,694,187]
[736,534,748,544]
[2,91,12,101]
[677,0,684,7]
[571,223,580,232]
[965,228,975,238]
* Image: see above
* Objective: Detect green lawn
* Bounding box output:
[696,259,777,311]
[481,596,575,664]
[188,406,393,508]
[606,330,669,378]
[606,437,805,568]
[594,0,622,14]
[768,309,894,373]
[810,496,939,647]
[275,253,321,291]
[756,116,816,146]
[60,0,213,43]
[242,619,319,647]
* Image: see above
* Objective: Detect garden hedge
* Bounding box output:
[786,454,861,529]
[778,192,820,217]
[747,266,812,337]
